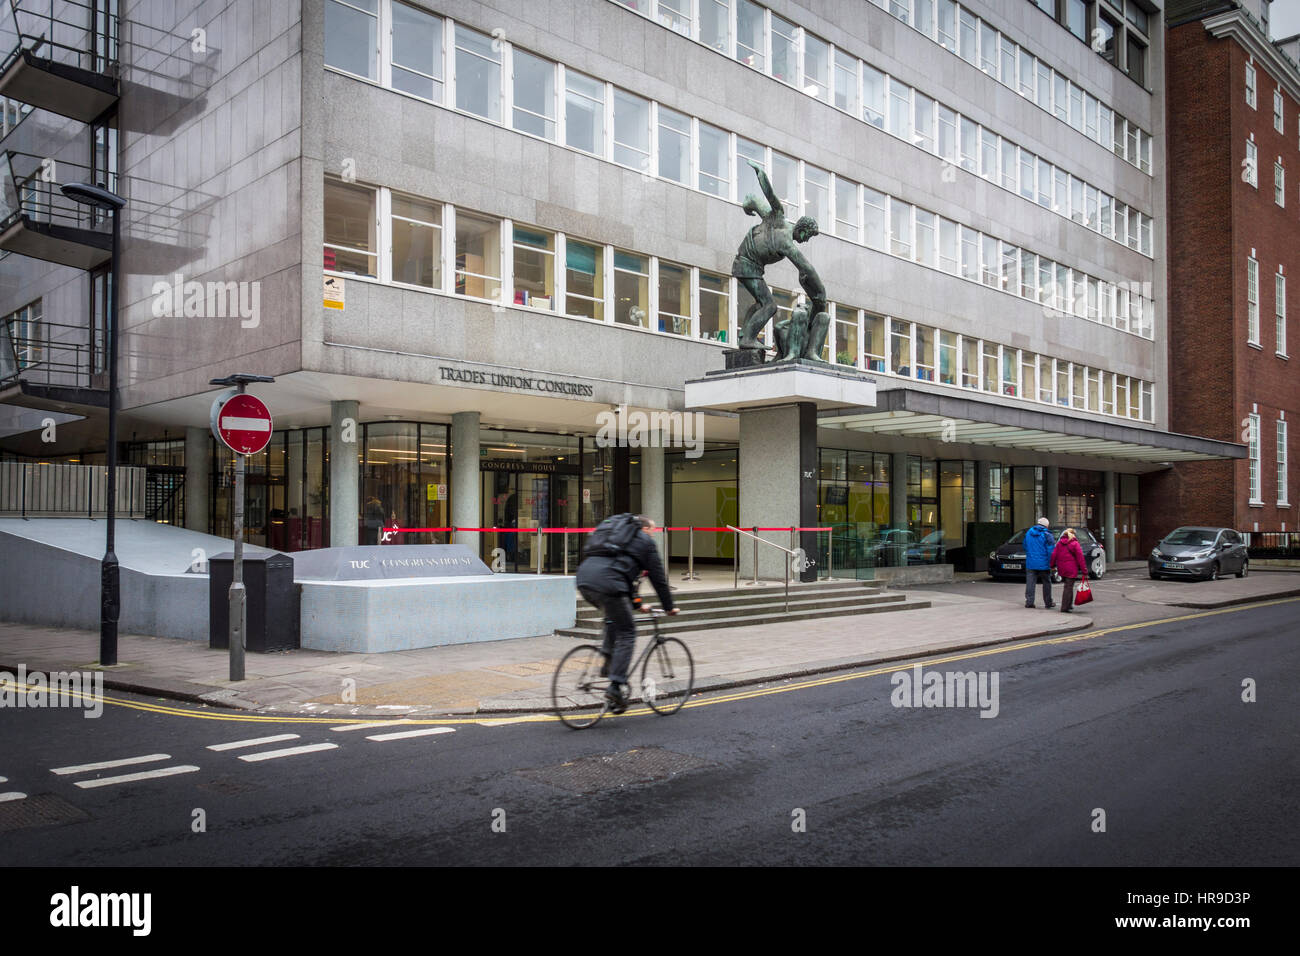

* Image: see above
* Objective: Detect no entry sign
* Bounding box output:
[210,390,273,455]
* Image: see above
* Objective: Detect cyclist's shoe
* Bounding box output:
[605,682,629,714]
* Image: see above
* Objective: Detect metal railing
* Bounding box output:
[1,313,100,388]
[1,0,119,77]
[0,460,146,516]
[1241,531,1300,559]
[727,525,798,612]
[1,150,110,233]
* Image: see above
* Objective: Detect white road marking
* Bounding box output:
[74,766,200,789]
[331,720,412,732]
[365,727,456,742]
[51,754,171,776]
[238,743,338,763]
[0,792,26,802]
[207,734,300,752]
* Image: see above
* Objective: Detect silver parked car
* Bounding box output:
[1148,527,1249,581]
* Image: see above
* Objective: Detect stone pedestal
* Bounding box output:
[686,360,877,583]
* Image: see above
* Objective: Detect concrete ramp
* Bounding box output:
[0,518,275,641]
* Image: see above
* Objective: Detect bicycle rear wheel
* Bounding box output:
[641,637,694,715]
[552,644,610,729]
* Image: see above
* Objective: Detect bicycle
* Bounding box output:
[551,607,695,729]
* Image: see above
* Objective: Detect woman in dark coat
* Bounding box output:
[1050,528,1089,613]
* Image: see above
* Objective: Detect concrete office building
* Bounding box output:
[0,0,1241,580]
[1151,0,1298,550]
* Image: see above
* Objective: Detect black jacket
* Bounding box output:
[576,531,676,612]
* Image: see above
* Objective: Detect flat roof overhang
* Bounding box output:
[820,389,1245,465]
[0,48,119,123]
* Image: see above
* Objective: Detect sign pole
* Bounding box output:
[230,447,246,682]
[208,372,275,683]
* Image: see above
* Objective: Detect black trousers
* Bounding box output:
[577,586,636,685]
[1060,577,1080,611]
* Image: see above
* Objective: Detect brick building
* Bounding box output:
[1151,0,1299,549]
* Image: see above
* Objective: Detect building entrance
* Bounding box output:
[481,466,580,572]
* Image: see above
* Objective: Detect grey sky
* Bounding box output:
[1272,0,1300,40]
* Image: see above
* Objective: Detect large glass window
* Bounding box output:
[512,225,555,309]
[833,306,858,367]
[890,319,912,375]
[511,49,555,138]
[889,78,911,140]
[772,152,799,210]
[960,337,978,389]
[391,3,442,100]
[771,15,797,83]
[564,240,604,320]
[864,188,887,251]
[391,195,441,289]
[565,70,604,155]
[915,324,935,380]
[701,0,730,53]
[613,250,649,328]
[834,50,858,114]
[889,198,913,258]
[325,0,377,80]
[324,179,377,277]
[804,166,830,228]
[1278,271,1288,356]
[864,313,885,371]
[613,89,651,171]
[699,270,729,341]
[835,177,859,241]
[658,260,691,336]
[939,218,958,275]
[699,121,730,197]
[914,92,935,152]
[657,106,690,183]
[1247,257,1259,344]
[736,0,765,71]
[914,209,936,268]
[455,24,501,121]
[803,32,829,100]
[863,65,886,128]
[938,105,956,162]
[938,330,957,385]
[454,211,502,301]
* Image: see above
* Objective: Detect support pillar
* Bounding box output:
[890,451,909,530]
[330,400,359,547]
[642,442,666,561]
[975,460,993,523]
[184,426,210,533]
[451,411,481,553]
[1103,470,1117,562]
[1043,465,1059,524]
[738,403,817,582]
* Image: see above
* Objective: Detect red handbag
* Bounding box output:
[1074,580,1094,606]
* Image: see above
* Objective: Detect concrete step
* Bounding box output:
[576,590,904,621]
[558,596,931,638]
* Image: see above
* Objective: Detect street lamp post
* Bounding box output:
[61,182,126,667]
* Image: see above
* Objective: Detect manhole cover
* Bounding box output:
[0,793,89,832]
[518,748,711,794]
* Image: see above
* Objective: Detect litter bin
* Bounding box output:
[209,552,299,652]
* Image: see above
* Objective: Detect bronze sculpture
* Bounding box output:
[731,158,830,361]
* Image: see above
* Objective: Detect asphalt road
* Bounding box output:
[2,597,1297,867]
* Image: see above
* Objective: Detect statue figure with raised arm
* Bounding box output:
[731,158,830,360]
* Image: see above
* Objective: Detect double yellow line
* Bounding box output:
[4,597,1294,727]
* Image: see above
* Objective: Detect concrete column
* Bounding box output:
[1043,465,1059,524]
[184,426,210,533]
[1103,470,1117,562]
[642,441,666,562]
[451,411,481,553]
[890,451,909,530]
[330,400,359,547]
[738,403,815,581]
[975,460,993,523]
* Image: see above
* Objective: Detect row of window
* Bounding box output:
[1245,60,1295,145]
[1030,0,1150,88]
[322,180,1157,423]
[324,2,1155,258]
[1245,257,1288,357]
[611,0,1153,173]
[1246,414,1289,507]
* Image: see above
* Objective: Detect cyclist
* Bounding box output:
[575,515,678,713]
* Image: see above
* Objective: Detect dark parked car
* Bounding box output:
[1148,527,1249,581]
[988,526,1106,581]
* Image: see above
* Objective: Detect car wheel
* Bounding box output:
[1149,571,1160,580]
[1209,562,1220,582]
[1090,554,1105,579]
[1236,558,1249,579]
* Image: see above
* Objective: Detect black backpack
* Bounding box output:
[581,513,641,562]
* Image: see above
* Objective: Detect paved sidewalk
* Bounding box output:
[0,590,1092,717]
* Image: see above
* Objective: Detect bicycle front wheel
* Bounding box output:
[641,637,694,715]
[552,644,610,729]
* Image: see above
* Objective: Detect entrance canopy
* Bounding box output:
[820,389,1244,465]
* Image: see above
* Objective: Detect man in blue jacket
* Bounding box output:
[1024,517,1056,609]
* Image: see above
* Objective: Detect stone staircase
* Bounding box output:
[558,579,929,638]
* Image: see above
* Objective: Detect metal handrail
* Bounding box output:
[727,524,794,612]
